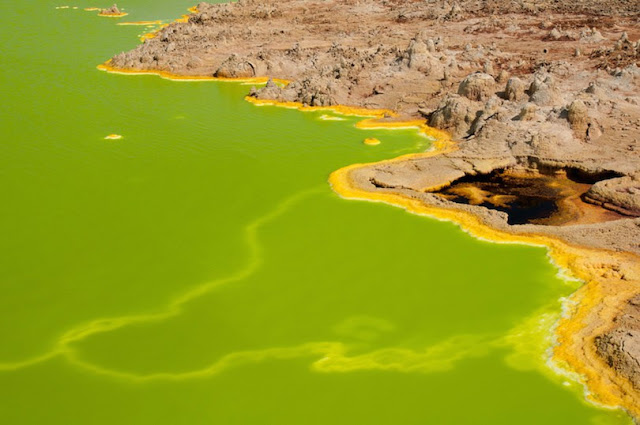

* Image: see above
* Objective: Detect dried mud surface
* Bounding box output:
[104,0,640,419]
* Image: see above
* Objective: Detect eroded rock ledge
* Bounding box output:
[105,0,640,416]
[596,296,640,391]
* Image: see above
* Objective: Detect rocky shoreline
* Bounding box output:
[108,0,640,221]
[103,0,640,419]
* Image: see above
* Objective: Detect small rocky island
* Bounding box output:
[99,4,127,17]
[104,0,640,418]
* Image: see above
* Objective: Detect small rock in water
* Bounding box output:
[100,4,124,16]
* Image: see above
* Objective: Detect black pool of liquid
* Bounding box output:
[434,171,584,225]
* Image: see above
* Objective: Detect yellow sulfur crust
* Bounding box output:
[139,7,197,41]
[244,96,397,118]
[97,61,289,86]
[117,20,163,26]
[363,138,381,145]
[98,12,128,18]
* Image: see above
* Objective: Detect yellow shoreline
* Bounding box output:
[138,6,198,42]
[328,138,640,419]
[98,63,394,118]
[97,62,289,85]
[117,20,163,26]
[245,96,397,119]
[97,56,639,419]
[98,12,129,18]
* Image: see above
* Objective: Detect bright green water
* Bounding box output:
[0,1,632,424]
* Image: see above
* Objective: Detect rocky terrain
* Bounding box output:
[108,0,640,221]
[99,4,126,16]
[104,0,640,418]
[596,295,640,391]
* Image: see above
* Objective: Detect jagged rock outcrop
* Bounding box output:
[517,103,539,121]
[428,95,481,138]
[591,32,640,69]
[528,74,558,106]
[567,99,590,136]
[596,296,640,390]
[214,54,256,78]
[505,77,526,101]
[458,72,496,101]
[585,174,640,216]
[580,27,605,43]
[251,78,336,107]
[568,99,588,125]
[100,4,122,16]
[405,39,441,75]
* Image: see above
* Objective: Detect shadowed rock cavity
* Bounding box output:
[431,167,628,225]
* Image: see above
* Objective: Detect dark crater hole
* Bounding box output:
[432,167,624,226]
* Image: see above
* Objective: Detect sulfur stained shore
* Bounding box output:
[106,0,640,221]
[329,139,640,419]
[102,0,640,420]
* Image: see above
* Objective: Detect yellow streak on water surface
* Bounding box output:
[117,20,163,26]
[60,304,567,382]
[318,114,346,121]
[0,181,491,381]
[98,12,129,18]
[0,188,326,377]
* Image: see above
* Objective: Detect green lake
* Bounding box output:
[0,1,633,424]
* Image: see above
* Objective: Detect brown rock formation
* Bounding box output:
[458,72,496,101]
[214,54,255,78]
[100,4,123,16]
[505,77,526,101]
[595,296,640,390]
[586,173,640,216]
